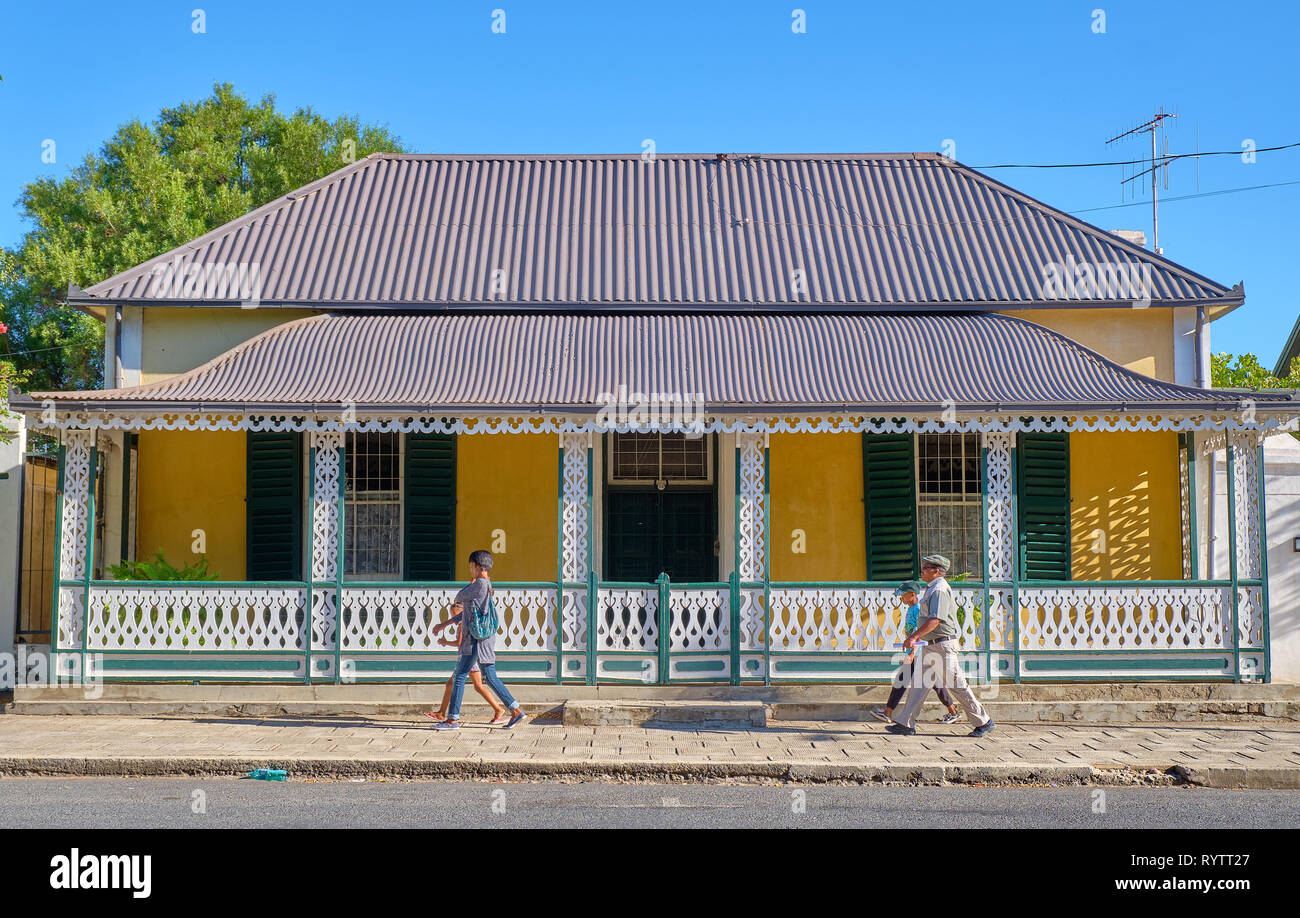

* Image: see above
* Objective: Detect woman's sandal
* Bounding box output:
[488,713,509,725]
[425,711,447,723]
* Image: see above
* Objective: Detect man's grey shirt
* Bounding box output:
[918,577,959,641]
[451,578,496,665]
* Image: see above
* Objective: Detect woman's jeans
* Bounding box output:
[885,652,954,709]
[447,648,518,720]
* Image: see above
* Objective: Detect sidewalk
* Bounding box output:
[2,714,1298,788]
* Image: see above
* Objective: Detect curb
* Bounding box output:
[0,756,1294,788]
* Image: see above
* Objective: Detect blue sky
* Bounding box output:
[1,0,1295,359]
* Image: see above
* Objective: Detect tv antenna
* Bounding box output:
[1106,107,1178,254]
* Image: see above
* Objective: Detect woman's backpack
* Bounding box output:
[467,587,500,641]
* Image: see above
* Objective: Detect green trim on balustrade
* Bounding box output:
[96,658,303,672]
[1257,443,1272,683]
[770,658,904,674]
[345,658,553,674]
[670,659,728,673]
[598,657,657,673]
[1227,442,1241,684]
[1022,657,1233,673]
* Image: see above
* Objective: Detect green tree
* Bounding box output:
[1,82,405,393]
[1211,352,1300,390]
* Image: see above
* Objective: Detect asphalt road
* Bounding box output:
[1,778,1297,828]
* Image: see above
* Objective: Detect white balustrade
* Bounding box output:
[667,589,730,651]
[1018,585,1231,650]
[339,587,556,651]
[595,589,657,651]
[86,585,308,651]
[767,587,985,652]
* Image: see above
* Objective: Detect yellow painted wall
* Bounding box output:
[768,433,867,581]
[1069,431,1182,580]
[1000,308,1175,382]
[455,434,558,581]
[134,430,247,579]
[140,308,319,383]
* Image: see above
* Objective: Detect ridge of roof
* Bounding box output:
[76,152,1243,309]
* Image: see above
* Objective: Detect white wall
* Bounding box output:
[0,415,24,665]
[1212,434,1300,683]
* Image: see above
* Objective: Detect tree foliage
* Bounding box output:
[1211,352,1300,390]
[1,82,406,394]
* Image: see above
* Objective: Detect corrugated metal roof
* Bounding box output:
[24,312,1288,412]
[75,153,1239,310]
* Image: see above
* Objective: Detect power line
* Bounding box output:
[1069,179,1300,215]
[970,140,1300,169]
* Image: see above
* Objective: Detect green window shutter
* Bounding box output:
[862,433,918,581]
[404,433,456,581]
[246,431,303,580]
[1016,433,1071,580]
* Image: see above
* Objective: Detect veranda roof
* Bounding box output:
[69,153,1241,312]
[17,312,1294,415]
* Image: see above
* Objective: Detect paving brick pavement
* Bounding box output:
[1,715,1298,787]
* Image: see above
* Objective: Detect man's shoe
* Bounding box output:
[939,712,962,725]
[868,706,891,723]
[969,720,996,738]
[506,711,528,729]
[433,720,461,731]
[885,723,916,736]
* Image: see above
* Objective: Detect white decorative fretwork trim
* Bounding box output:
[27,409,1300,436]
[980,432,1015,650]
[1229,432,1262,581]
[58,430,95,581]
[309,431,342,582]
[736,431,767,581]
[559,432,589,583]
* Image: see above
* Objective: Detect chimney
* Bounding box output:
[1109,229,1147,248]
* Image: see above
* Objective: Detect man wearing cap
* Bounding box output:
[869,579,960,725]
[886,554,995,738]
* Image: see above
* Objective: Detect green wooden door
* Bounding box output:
[606,490,715,582]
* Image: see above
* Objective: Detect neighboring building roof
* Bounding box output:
[21,312,1290,414]
[71,153,1242,312]
[1275,313,1300,377]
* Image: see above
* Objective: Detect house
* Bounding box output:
[9,152,1296,687]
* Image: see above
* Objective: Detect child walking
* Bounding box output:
[869,579,960,725]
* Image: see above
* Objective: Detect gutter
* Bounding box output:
[10,395,1298,417]
[63,294,1249,314]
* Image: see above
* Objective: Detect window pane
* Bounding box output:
[658,434,708,480]
[916,433,982,579]
[610,433,709,483]
[345,432,402,577]
[611,432,660,480]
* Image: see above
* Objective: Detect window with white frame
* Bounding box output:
[344,432,403,579]
[916,433,982,580]
[607,432,712,485]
